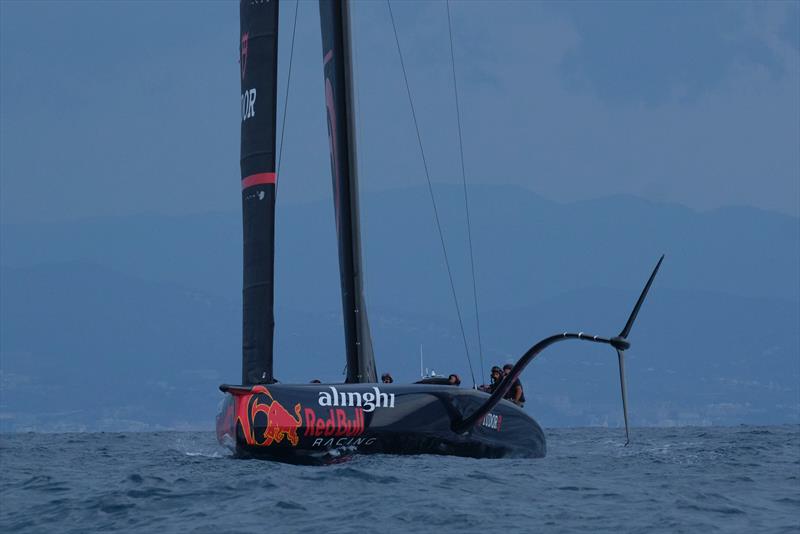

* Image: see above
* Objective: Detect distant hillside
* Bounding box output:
[2,186,797,313]
[1,188,798,430]
[0,262,796,431]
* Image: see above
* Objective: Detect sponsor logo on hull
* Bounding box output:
[481,413,502,431]
[312,436,377,449]
[228,387,385,451]
[235,386,303,447]
[304,408,365,438]
[317,386,395,413]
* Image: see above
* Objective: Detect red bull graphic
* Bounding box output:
[219,386,380,453]
[234,386,303,447]
[304,408,364,438]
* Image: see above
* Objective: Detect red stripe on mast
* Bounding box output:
[241,172,277,190]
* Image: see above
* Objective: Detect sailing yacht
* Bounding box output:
[216,0,662,464]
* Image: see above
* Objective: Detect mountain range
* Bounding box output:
[1,186,797,431]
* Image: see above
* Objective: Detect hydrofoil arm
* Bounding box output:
[453,255,664,444]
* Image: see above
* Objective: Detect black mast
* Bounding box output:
[240,0,279,385]
[319,0,377,383]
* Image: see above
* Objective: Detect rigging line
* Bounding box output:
[276,0,300,183]
[446,0,485,382]
[386,0,477,388]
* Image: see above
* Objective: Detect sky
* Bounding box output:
[1,0,798,225]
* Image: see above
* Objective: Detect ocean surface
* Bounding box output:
[1,426,798,533]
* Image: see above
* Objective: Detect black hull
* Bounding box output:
[216,383,545,464]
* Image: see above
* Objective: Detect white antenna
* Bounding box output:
[419,344,423,378]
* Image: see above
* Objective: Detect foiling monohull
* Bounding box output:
[216,0,663,464]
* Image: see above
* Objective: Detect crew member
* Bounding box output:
[381,373,394,384]
[447,374,461,386]
[502,363,525,406]
[479,366,502,392]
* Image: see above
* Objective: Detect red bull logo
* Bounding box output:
[234,386,303,447]
[303,408,365,438]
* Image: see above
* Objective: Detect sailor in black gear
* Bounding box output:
[480,366,503,393]
[502,363,525,406]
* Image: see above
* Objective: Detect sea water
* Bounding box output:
[1,426,798,533]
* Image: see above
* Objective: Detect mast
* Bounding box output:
[240,0,279,385]
[319,0,377,383]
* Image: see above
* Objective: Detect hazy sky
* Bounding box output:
[1,0,798,225]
